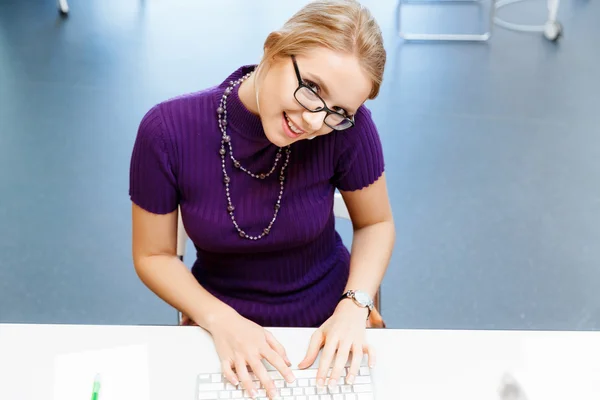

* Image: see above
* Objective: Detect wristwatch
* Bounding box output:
[339,290,374,318]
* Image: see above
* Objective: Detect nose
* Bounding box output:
[302,110,325,132]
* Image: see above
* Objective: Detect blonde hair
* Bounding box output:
[259,0,386,99]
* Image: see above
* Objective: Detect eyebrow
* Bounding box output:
[303,72,356,115]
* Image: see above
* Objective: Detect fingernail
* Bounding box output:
[267,388,278,398]
[285,373,296,383]
[328,379,337,389]
[346,374,354,384]
[317,378,325,388]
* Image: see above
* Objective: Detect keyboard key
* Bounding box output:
[353,384,372,393]
[294,369,320,379]
[197,366,373,400]
[286,379,297,387]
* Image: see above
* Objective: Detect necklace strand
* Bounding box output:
[217,71,292,240]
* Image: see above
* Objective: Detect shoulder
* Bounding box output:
[137,64,255,142]
[330,104,385,191]
[150,85,220,134]
[333,104,382,158]
[136,85,219,151]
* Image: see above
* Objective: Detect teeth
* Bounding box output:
[285,114,303,135]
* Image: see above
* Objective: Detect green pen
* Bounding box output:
[91,373,101,400]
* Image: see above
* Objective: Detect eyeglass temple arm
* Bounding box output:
[291,55,303,85]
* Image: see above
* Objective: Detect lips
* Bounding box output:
[283,112,306,136]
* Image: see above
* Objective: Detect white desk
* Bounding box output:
[1,323,599,399]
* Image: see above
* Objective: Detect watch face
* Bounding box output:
[353,291,371,307]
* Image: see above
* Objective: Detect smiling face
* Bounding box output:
[242,47,373,147]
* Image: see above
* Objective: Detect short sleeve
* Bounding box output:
[332,106,385,191]
[129,105,179,214]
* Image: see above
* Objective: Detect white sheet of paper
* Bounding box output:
[53,344,150,400]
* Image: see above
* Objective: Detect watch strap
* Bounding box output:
[338,290,372,318]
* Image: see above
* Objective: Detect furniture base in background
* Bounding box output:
[58,0,69,16]
[398,0,562,42]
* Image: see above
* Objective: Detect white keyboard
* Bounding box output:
[196,361,375,400]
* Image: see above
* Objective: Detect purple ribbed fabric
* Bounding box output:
[129,65,384,327]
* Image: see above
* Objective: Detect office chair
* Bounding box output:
[176,192,385,328]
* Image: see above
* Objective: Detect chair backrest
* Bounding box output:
[176,192,349,258]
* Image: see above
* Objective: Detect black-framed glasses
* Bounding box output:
[291,56,355,131]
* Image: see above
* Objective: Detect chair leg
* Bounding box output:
[367,288,386,328]
[373,288,381,313]
[58,0,69,15]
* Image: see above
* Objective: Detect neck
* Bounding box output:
[238,71,260,116]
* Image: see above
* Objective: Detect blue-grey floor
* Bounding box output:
[1,0,599,330]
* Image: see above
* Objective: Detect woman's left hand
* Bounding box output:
[297,300,375,389]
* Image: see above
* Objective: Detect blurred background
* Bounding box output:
[0,0,598,330]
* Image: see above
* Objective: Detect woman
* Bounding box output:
[129,0,394,398]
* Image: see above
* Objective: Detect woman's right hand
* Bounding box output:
[209,311,296,399]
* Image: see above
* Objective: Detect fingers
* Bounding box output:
[329,340,352,389]
[316,338,338,388]
[262,347,296,383]
[234,358,258,399]
[221,359,239,386]
[247,357,277,399]
[298,330,324,369]
[346,344,363,384]
[265,330,292,366]
[364,343,376,368]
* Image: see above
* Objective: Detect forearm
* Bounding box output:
[133,255,236,332]
[344,220,395,298]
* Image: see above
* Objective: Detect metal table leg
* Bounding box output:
[494,0,562,41]
[398,0,495,41]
